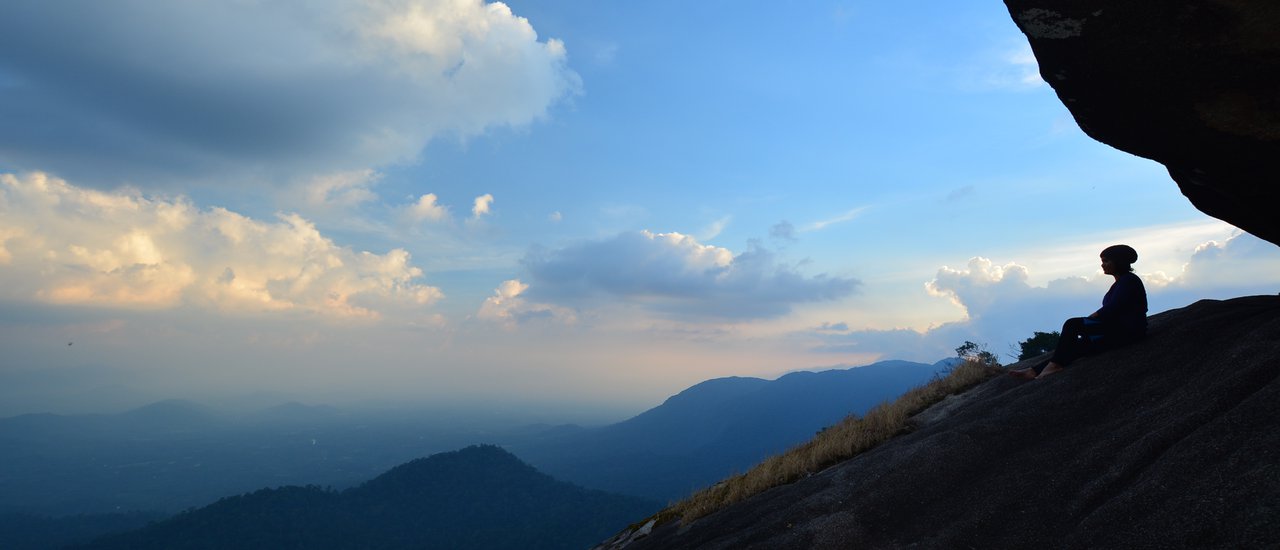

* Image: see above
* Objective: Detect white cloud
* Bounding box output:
[472,193,494,218]
[0,0,581,184]
[801,206,867,232]
[302,169,381,209]
[476,278,574,326]
[698,216,731,241]
[957,42,1047,92]
[521,230,860,320]
[1144,232,1280,307]
[811,231,1280,362]
[0,172,442,320]
[1009,45,1046,87]
[548,211,563,223]
[408,193,451,222]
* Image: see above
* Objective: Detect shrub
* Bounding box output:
[1016,331,1060,361]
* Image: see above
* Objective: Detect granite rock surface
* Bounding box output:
[607,296,1280,549]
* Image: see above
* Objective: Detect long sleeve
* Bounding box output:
[1097,272,1148,336]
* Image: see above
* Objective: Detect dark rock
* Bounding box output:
[612,296,1280,548]
[1003,1,1280,247]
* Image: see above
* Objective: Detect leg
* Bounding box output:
[1046,317,1110,372]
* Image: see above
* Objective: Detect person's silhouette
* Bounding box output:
[1011,244,1147,380]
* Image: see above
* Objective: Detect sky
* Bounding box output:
[2,0,1278,420]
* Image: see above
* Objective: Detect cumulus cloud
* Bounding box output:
[0,172,442,320]
[1142,232,1280,309]
[811,234,1280,362]
[408,193,451,223]
[521,230,860,320]
[476,279,573,326]
[0,0,581,184]
[925,256,1100,337]
[808,257,1103,361]
[472,193,494,218]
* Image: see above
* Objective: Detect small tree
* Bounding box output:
[1016,331,1060,361]
[955,340,1000,367]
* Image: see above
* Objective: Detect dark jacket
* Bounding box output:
[1096,272,1147,340]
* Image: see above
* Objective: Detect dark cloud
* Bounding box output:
[521,231,860,320]
[0,0,579,187]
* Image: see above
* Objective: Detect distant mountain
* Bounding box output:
[0,402,524,517]
[118,399,224,431]
[508,359,955,501]
[0,512,164,550]
[74,445,659,550]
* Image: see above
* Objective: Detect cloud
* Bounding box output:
[0,0,581,185]
[1008,45,1046,87]
[472,193,494,218]
[808,257,1102,361]
[408,193,450,223]
[811,233,1280,362]
[769,221,797,242]
[956,43,1047,92]
[548,211,563,223]
[801,206,867,232]
[699,216,731,241]
[302,169,382,209]
[476,279,573,326]
[0,172,442,320]
[1142,231,1280,309]
[521,230,860,320]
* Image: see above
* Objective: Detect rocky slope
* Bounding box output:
[605,295,1280,548]
[1003,1,1280,247]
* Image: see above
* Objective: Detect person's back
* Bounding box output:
[1097,270,1147,341]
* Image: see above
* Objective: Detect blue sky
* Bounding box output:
[2,1,1277,419]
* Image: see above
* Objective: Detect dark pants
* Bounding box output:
[1047,317,1111,369]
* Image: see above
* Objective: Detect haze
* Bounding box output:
[3,1,1278,419]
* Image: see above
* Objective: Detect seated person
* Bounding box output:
[1011,244,1147,380]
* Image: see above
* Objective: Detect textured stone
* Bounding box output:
[1004,1,1280,247]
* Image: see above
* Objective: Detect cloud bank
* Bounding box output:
[812,233,1280,362]
[521,231,860,320]
[0,0,580,184]
[0,172,440,320]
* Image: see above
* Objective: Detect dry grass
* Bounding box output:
[658,359,1002,524]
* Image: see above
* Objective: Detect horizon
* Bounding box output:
[3,1,1279,419]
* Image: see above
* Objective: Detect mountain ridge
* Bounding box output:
[75,445,660,550]
[507,359,955,501]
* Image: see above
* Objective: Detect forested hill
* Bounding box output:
[75,445,659,550]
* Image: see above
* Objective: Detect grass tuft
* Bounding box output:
[660,359,1002,524]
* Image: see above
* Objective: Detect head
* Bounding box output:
[1100,244,1138,274]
